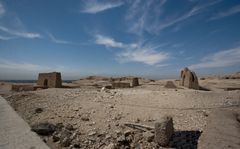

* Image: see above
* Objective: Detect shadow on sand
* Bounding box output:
[168,130,202,149]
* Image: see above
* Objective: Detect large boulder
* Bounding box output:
[179,67,199,89]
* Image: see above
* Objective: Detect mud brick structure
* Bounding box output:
[37,72,62,88]
[112,82,130,88]
[180,68,199,89]
[132,77,139,87]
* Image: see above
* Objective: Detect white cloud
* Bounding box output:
[210,5,240,20]
[189,47,240,69]
[47,32,72,44]
[95,34,124,48]
[0,2,5,16]
[95,34,169,65]
[0,26,41,39]
[126,0,222,34]
[117,43,169,65]
[81,0,124,14]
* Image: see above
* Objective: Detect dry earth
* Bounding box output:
[1,76,240,149]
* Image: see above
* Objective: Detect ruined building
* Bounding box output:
[37,72,62,88]
[180,68,199,89]
[132,77,139,87]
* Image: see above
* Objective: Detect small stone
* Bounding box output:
[105,134,111,139]
[103,143,115,149]
[154,116,174,147]
[35,108,43,113]
[31,122,56,136]
[52,134,60,142]
[117,135,126,143]
[81,116,90,121]
[124,130,132,137]
[60,137,71,147]
[88,131,97,136]
[65,123,74,131]
[55,123,64,131]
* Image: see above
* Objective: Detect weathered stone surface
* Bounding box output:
[164,81,177,89]
[132,77,139,87]
[31,122,56,136]
[179,67,199,89]
[154,116,174,147]
[37,72,62,88]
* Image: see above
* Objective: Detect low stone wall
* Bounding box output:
[11,84,34,91]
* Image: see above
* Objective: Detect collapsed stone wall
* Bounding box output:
[37,72,62,88]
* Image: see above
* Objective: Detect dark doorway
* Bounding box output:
[44,79,48,87]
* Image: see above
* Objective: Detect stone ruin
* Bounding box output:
[180,67,199,89]
[112,82,130,88]
[37,72,62,88]
[132,77,139,87]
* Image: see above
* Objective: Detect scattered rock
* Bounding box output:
[31,122,56,136]
[60,129,72,147]
[154,116,174,147]
[55,123,64,131]
[65,123,74,131]
[117,135,126,143]
[60,137,72,147]
[81,115,90,121]
[52,132,60,142]
[143,131,154,142]
[103,143,115,149]
[124,130,132,136]
[88,131,97,136]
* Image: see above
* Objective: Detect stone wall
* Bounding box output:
[180,68,199,89]
[11,84,34,91]
[37,72,62,88]
[112,82,131,88]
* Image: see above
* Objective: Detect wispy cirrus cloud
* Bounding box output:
[0,25,41,39]
[0,35,15,40]
[209,4,240,20]
[0,58,83,80]
[126,0,222,34]
[47,32,72,44]
[0,59,51,72]
[189,47,240,69]
[81,0,124,14]
[95,34,169,65]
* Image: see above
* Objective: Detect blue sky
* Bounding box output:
[0,0,240,80]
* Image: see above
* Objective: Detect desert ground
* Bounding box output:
[0,73,240,149]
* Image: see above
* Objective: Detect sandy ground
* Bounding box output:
[1,77,240,149]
